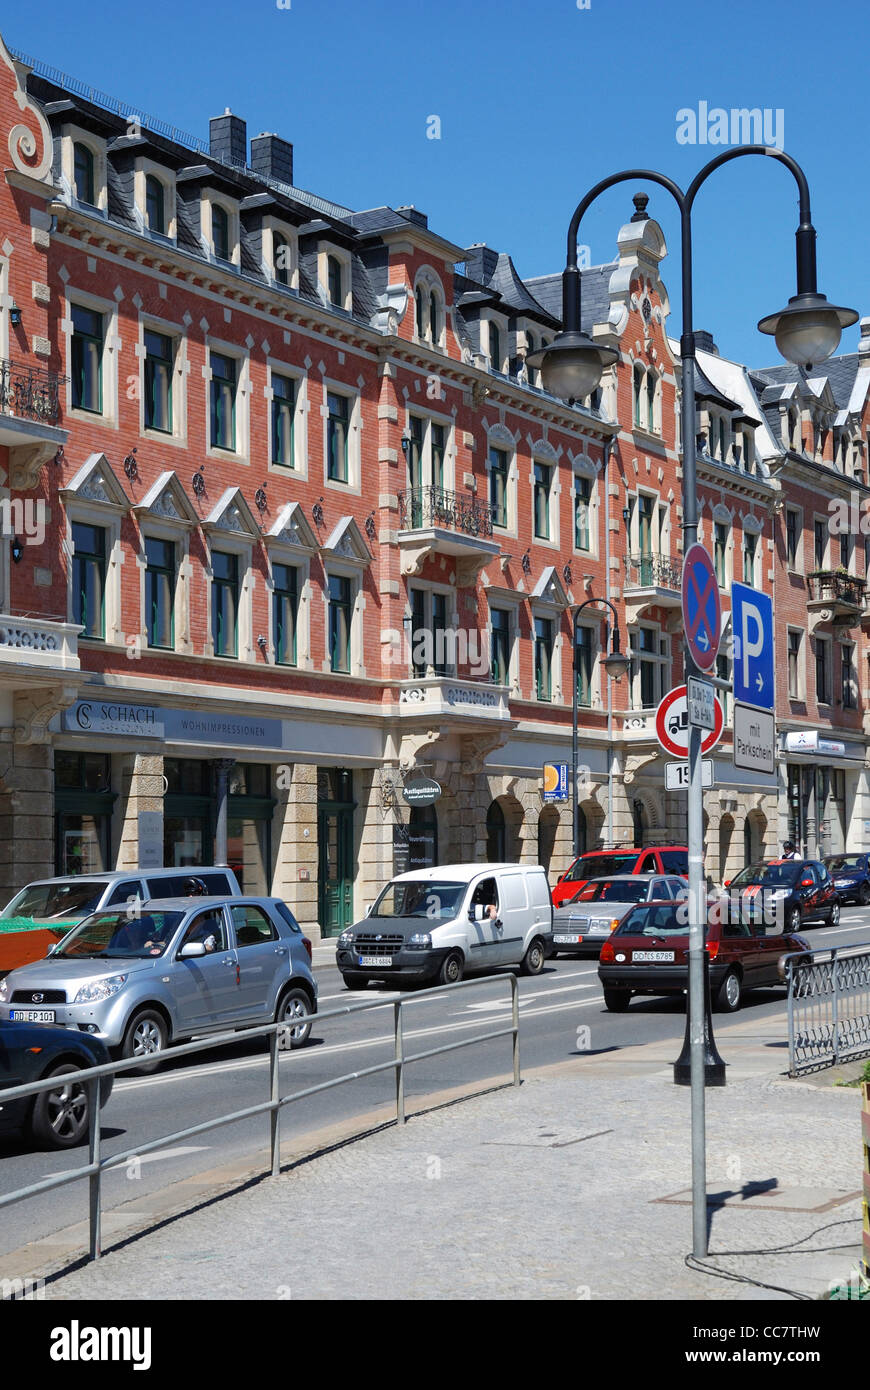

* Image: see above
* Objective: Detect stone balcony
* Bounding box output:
[0,613,82,682]
[623,552,683,624]
[396,674,511,723]
[0,358,68,488]
[397,486,501,587]
[807,570,865,633]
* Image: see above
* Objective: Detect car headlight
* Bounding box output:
[0,976,8,1001]
[337,930,353,948]
[408,933,432,949]
[73,974,128,1004]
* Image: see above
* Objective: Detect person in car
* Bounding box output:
[781,840,799,860]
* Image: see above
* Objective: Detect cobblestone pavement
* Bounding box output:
[45,1064,865,1301]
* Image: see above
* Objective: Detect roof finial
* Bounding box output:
[631,192,649,222]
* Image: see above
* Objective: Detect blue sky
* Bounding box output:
[9,0,867,365]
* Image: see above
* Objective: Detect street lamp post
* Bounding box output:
[530,147,857,1259]
[569,598,630,859]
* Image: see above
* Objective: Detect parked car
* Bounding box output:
[0,867,243,977]
[0,1018,113,1149]
[547,874,690,957]
[597,900,812,1012]
[721,859,839,933]
[824,853,870,906]
[335,863,553,988]
[551,846,688,908]
[0,896,315,1068]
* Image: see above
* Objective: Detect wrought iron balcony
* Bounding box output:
[624,552,683,591]
[808,569,865,613]
[398,486,495,538]
[0,358,63,426]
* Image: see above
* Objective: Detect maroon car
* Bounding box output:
[598,900,811,1013]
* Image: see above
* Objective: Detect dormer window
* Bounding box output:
[489,321,502,374]
[145,176,166,235]
[74,143,95,205]
[327,255,343,307]
[412,273,445,347]
[274,233,290,286]
[212,205,230,261]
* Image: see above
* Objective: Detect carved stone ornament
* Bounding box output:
[623,752,659,785]
[9,441,59,490]
[1,38,54,183]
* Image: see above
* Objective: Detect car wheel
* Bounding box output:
[438,951,464,986]
[860,883,870,907]
[520,937,546,976]
[603,988,631,1012]
[120,1009,168,1074]
[787,907,801,933]
[828,901,840,927]
[276,988,312,1048]
[30,1063,90,1150]
[715,968,742,1013]
[342,973,369,991]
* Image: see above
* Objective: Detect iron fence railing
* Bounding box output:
[398,486,495,538]
[0,973,520,1261]
[784,942,870,1075]
[624,552,683,590]
[808,570,866,610]
[0,358,63,426]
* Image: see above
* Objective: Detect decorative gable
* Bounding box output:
[321,515,372,568]
[203,487,261,538]
[132,471,200,527]
[61,453,130,510]
[266,501,318,552]
[1,35,53,184]
[530,565,569,610]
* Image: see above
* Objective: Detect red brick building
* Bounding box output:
[0,31,865,938]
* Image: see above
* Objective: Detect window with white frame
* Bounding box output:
[207,343,249,460]
[787,627,804,700]
[205,196,239,265]
[714,519,729,588]
[413,272,445,348]
[317,245,352,312]
[62,127,107,213]
[487,441,512,530]
[325,569,359,674]
[133,159,176,240]
[485,316,507,374]
[409,585,455,678]
[66,293,118,424]
[574,471,593,553]
[63,471,126,647]
[815,634,831,705]
[574,622,597,707]
[631,623,667,708]
[814,516,829,571]
[532,459,555,542]
[785,506,802,571]
[742,523,761,585]
[489,605,513,686]
[265,220,298,289]
[323,385,361,489]
[207,535,253,661]
[405,411,451,514]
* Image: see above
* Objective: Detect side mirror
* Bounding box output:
[180,941,206,958]
[470,904,487,923]
[723,880,731,889]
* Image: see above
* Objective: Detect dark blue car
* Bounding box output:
[0,1019,113,1149]
[825,854,870,906]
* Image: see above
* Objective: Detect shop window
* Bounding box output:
[54,752,114,875]
[227,764,275,894]
[486,801,506,862]
[164,760,212,868]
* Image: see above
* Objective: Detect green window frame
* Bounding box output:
[145,175,165,234]
[145,536,175,650]
[575,625,594,707]
[432,590,449,677]
[638,494,655,561]
[411,586,426,678]
[646,374,656,431]
[71,305,103,414]
[534,617,553,702]
[533,462,552,540]
[271,374,296,467]
[210,353,237,451]
[272,563,298,667]
[415,286,425,337]
[329,573,352,673]
[327,392,349,482]
[212,204,230,260]
[73,142,95,205]
[633,365,644,427]
[574,474,591,551]
[212,550,239,658]
[490,607,511,685]
[327,255,343,306]
[431,423,446,491]
[144,329,173,433]
[489,446,509,528]
[72,522,106,640]
[429,291,439,344]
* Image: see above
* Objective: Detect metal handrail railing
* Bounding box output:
[0,972,520,1261]
[783,940,870,1076]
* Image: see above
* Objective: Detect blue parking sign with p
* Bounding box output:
[731,582,774,712]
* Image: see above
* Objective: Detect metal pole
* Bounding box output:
[832,948,840,1066]
[511,973,521,1087]
[269,1027,281,1176]
[87,1076,102,1261]
[214,758,235,866]
[394,1000,405,1124]
[603,436,615,847]
[572,610,580,858]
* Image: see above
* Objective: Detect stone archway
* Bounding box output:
[537,805,560,873]
[486,794,524,862]
[718,815,735,884]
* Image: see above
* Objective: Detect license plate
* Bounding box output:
[631,951,675,963]
[553,934,580,944]
[10,1009,56,1023]
[359,955,392,967]
[835,881,851,888]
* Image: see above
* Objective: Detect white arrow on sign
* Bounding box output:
[696,629,710,650]
[756,672,764,692]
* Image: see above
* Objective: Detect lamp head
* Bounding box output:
[758,292,858,370]
[528,331,618,404]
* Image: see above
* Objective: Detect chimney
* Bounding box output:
[209,109,247,167]
[250,132,294,186]
[396,205,428,229]
[858,317,870,360]
[694,329,718,355]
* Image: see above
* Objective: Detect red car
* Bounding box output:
[551,845,688,908]
[597,899,812,1013]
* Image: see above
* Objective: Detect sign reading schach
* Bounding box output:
[62,701,283,748]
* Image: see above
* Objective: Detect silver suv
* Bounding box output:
[0,897,316,1066]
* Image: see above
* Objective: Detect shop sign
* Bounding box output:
[402,776,442,807]
[784,730,847,757]
[63,701,283,748]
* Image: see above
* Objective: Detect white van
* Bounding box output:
[335,863,553,989]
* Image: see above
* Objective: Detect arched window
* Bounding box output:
[486,801,506,862]
[415,286,425,337]
[646,373,656,431]
[429,291,440,345]
[633,364,645,427]
[145,175,165,234]
[73,142,95,205]
[212,205,230,261]
[273,232,290,286]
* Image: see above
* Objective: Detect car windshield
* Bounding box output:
[826,856,865,874]
[615,905,692,938]
[730,862,801,889]
[53,911,186,959]
[569,879,650,904]
[370,881,466,920]
[0,881,111,922]
[564,854,638,883]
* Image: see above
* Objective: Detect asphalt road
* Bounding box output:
[1,909,868,1259]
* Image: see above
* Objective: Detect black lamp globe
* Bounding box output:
[528,331,618,404]
[758,292,858,370]
[603,648,631,682]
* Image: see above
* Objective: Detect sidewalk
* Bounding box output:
[24,1019,870,1301]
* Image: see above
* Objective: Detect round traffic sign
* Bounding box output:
[682,544,721,672]
[654,685,724,758]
